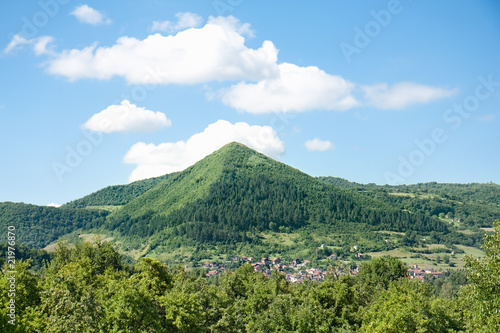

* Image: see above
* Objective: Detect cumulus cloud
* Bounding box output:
[362,82,458,110]
[304,138,335,152]
[82,100,171,133]
[5,14,456,114]
[44,16,278,84]
[124,120,285,181]
[151,12,203,33]
[71,5,111,25]
[220,63,358,113]
[4,34,54,55]
[47,203,61,207]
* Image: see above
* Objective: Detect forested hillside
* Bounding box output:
[104,143,449,252]
[319,177,500,228]
[0,143,497,263]
[63,172,177,208]
[0,202,108,248]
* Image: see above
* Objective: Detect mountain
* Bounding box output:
[1,142,498,263]
[102,142,448,252]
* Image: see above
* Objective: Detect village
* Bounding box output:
[201,254,444,283]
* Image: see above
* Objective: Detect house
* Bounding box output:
[328,254,337,260]
[320,244,325,248]
[272,258,281,265]
[261,257,270,265]
[202,262,211,268]
[253,265,263,272]
[247,257,254,262]
[407,266,426,279]
[276,263,286,271]
[431,271,443,278]
[291,258,301,266]
[353,245,359,250]
[303,260,311,265]
[206,270,218,277]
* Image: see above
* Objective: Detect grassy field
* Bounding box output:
[388,192,415,198]
[367,243,485,271]
[85,205,122,212]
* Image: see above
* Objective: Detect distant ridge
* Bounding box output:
[63,172,178,208]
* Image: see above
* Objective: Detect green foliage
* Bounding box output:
[4,238,500,332]
[428,270,468,299]
[460,220,500,332]
[0,260,41,332]
[357,256,407,289]
[360,279,463,332]
[0,244,51,272]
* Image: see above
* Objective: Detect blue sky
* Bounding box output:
[1,0,499,206]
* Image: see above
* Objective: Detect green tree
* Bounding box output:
[361,279,463,332]
[0,260,41,332]
[356,256,407,289]
[460,220,500,332]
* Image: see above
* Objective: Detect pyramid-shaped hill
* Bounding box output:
[105,142,447,243]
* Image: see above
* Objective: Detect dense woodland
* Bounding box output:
[1,221,499,332]
[104,144,454,253]
[319,177,500,228]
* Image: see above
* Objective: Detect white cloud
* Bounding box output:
[4,34,28,53]
[71,5,111,25]
[151,12,203,33]
[44,16,278,84]
[362,82,458,110]
[4,34,54,55]
[82,100,171,133]
[207,15,255,38]
[47,203,61,208]
[220,63,359,113]
[124,120,285,181]
[304,138,335,152]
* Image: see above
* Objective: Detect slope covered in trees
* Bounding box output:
[63,172,178,208]
[0,142,497,259]
[0,202,108,248]
[319,177,500,228]
[105,143,449,249]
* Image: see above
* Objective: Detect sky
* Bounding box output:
[0,0,499,206]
